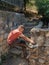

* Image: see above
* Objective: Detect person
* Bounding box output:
[7,25,35,58]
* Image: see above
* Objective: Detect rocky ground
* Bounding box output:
[2,56,28,65]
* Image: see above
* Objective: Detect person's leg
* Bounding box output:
[11,39,27,58]
[9,43,14,49]
[19,39,27,58]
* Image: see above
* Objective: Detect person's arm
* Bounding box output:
[19,34,35,44]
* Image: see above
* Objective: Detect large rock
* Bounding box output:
[30,28,49,46]
[28,28,49,65]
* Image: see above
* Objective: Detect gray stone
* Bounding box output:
[45,47,49,55]
[39,58,46,64]
[34,21,43,28]
[9,48,22,55]
[0,35,4,42]
[4,33,8,40]
[0,30,5,34]
[9,22,12,27]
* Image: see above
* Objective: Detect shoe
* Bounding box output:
[28,43,38,48]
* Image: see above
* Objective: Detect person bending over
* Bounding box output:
[7,25,35,58]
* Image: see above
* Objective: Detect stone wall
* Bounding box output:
[0,11,40,63]
[0,11,44,64]
[28,28,49,65]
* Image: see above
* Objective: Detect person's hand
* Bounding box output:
[30,40,35,45]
